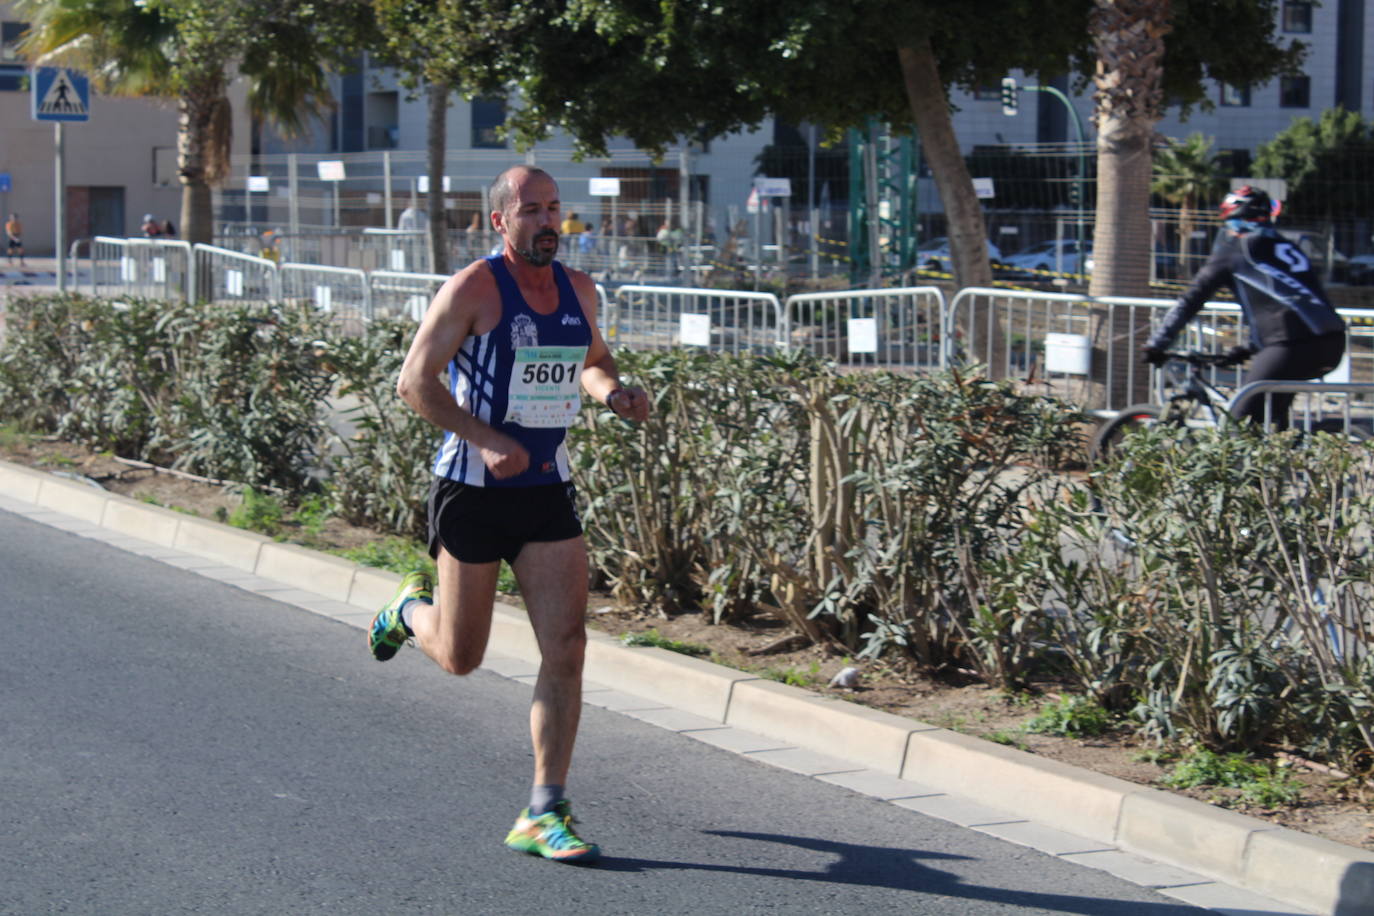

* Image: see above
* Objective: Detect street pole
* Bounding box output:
[1003,78,1090,281]
[55,123,66,293]
[1028,84,1088,281]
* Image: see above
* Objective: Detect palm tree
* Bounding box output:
[18,0,369,246]
[1086,0,1170,405]
[1152,133,1227,280]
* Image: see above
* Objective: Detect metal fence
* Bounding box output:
[280,263,370,332]
[91,237,194,301]
[785,286,947,371]
[72,239,1374,421]
[193,244,280,304]
[606,285,785,354]
[367,270,450,321]
[947,286,1374,415]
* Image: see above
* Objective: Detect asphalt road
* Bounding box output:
[0,508,1208,916]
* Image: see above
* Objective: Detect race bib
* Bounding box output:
[505,346,588,428]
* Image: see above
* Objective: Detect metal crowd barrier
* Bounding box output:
[91,237,195,302]
[193,244,281,304]
[608,285,785,353]
[1231,380,1374,434]
[280,263,370,334]
[367,270,449,321]
[786,286,947,371]
[947,288,1374,414]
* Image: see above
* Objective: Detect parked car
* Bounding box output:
[916,236,1003,271]
[1002,238,1093,275]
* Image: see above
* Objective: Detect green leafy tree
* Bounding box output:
[1152,133,1227,279]
[1254,107,1374,224]
[18,0,372,245]
[372,0,474,276]
[419,0,1303,298]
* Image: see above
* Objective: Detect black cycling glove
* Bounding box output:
[1221,345,1254,367]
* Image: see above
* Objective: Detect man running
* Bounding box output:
[368,165,649,863]
[1143,185,1346,430]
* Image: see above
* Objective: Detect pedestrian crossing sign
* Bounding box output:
[32,67,91,123]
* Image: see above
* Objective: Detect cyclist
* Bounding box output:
[1142,185,1346,431]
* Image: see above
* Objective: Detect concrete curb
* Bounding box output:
[3,457,1371,915]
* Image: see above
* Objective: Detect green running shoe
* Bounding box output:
[368,569,431,661]
[504,800,601,863]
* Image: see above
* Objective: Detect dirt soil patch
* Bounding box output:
[4,434,1373,853]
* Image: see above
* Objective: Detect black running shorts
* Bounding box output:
[427,477,582,564]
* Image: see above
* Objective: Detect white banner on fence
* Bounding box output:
[847,317,878,354]
[680,313,711,347]
[226,269,244,296]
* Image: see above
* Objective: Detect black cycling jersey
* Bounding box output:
[1148,227,1346,350]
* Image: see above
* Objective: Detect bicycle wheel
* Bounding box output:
[1089,403,1165,464]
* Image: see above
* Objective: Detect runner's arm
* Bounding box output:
[570,270,649,421]
[397,268,530,477]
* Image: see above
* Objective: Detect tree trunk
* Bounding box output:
[177,82,230,249]
[897,41,992,291]
[897,40,1006,376]
[427,79,450,276]
[1087,0,1171,407]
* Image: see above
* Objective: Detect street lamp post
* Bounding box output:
[1001,78,1089,281]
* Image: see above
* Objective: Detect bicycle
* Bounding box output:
[1090,349,1370,463]
[1086,349,1374,667]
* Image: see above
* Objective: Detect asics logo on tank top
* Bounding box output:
[561,314,584,326]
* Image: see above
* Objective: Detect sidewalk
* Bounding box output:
[0,456,1371,915]
[0,254,61,282]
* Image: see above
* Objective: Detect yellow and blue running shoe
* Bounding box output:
[504,800,601,863]
[368,569,432,661]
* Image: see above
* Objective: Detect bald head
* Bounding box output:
[489,166,555,216]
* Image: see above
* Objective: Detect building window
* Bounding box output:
[1220,83,1251,107]
[1280,75,1310,108]
[365,90,399,150]
[471,96,506,149]
[1,21,27,61]
[1282,1,1313,33]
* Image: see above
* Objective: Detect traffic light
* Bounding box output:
[1001,77,1019,116]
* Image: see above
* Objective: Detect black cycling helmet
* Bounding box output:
[1219,185,1281,223]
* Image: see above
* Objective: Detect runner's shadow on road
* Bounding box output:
[596,830,1205,915]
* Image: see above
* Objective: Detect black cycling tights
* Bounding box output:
[1230,332,1346,430]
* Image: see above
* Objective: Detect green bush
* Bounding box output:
[321,320,436,539]
[571,349,1087,673]
[1026,695,1115,738]
[1162,749,1302,807]
[0,295,336,490]
[1034,422,1374,766]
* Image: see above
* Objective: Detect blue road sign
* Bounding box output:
[32,67,90,123]
[0,173,11,193]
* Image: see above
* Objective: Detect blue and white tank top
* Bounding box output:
[433,256,592,487]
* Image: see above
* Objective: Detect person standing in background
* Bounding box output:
[5,213,23,265]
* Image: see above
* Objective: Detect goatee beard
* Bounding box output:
[517,245,555,267]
